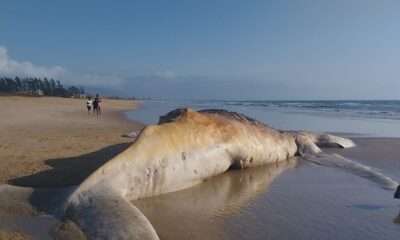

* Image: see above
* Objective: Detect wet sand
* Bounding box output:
[326,138,400,178]
[1,97,399,239]
[133,138,400,240]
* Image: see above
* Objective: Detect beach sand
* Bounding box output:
[1,97,399,239]
[0,96,143,187]
[0,96,143,239]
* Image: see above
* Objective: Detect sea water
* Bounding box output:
[125,100,400,137]
[126,100,400,240]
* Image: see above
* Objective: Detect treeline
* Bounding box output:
[0,76,85,97]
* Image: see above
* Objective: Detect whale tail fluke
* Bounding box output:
[64,190,159,240]
[293,132,355,155]
[314,133,356,149]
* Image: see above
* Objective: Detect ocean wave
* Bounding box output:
[216,100,400,121]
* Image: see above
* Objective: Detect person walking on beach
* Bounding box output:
[93,94,102,116]
[86,97,93,114]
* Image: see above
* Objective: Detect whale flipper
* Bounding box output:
[64,190,159,240]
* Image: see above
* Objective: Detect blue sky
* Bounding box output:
[1,0,400,100]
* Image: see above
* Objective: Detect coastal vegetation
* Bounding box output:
[0,76,85,97]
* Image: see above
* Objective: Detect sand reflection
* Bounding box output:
[132,158,298,240]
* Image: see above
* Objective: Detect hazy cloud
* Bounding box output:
[154,70,175,78]
[61,72,127,89]
[0,46,66,78]
[0,46,126,90]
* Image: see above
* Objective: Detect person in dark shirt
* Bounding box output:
[93,94,102,116]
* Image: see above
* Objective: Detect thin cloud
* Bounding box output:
[63,73,127,89]
[0,46,126,89]
[0,46,65,78]
[154,70,175,78]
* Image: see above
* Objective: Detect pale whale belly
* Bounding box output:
[72,109,297,201]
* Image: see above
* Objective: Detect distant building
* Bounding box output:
[15,90,33,96]
[34,89,44,96]
[15,90,44,96]
[71,94,86,99]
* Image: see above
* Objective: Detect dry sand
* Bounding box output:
[0,96,144,239]
[0,96,144,188]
